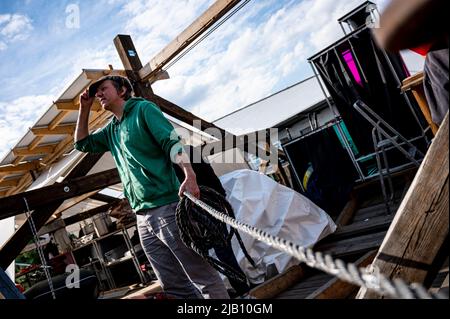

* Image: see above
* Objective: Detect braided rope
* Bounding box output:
[184,192,447,299]
[176,186,256,286]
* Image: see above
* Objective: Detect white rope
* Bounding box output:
[184,192,447,299]
[23,197,56,300]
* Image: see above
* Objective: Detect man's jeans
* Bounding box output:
[136,202,230,299]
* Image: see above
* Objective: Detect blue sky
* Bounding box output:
[1,0,414,161]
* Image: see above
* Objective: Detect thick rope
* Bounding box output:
[176,186,256,287]
[183,192,447,299]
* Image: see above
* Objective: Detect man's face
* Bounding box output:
[95,80,124,110]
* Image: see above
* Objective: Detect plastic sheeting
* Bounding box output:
[219,169,336,284]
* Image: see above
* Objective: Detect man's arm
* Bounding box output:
[75,89,94,142]
[175,151,200,199]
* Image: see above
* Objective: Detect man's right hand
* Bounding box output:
[79,89,94,111]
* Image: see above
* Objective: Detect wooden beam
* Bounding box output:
[138,0,243,81]
[31,124,76,136]
[306,250,377,299]
[113,34,225,138]
[0,153,104,270]
[0,168,120,220]
[0,161,41,173]
[49,111,69,130]
[63,202,117,226]
[357,113,449,299]
[83,69,127,80]
[12,144,57,157]
[0,179,20,188]
[90,193,119,203]
[315,231,387,257]
[335,192,359,227]
[55,100,102,112]
[248,265,306,299]
[52,190,100,219]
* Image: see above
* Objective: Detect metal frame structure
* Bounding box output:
[304,2,430,185]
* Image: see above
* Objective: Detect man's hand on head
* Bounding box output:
[79,89,94,111]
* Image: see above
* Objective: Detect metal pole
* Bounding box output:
[122,228,147,284]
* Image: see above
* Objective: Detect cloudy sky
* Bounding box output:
[0,0,411,161]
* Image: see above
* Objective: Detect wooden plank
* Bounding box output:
[315,231,387,257]
[48,111,69,130]
[320,214,394,244]
[0,153,104,270]
[63,202,117,226]
[55,100,102,112]
[357,113,449,299]
[31,124,76,136]
[306,250,377,299]
[12,144,57,157]
[335,192,359,227]
[139,0,242,82]
[275,272,332,299]
[0,179,20,188]
[0,168,120,220]
[248,265,306,299]
[52,190,100,219]
[90,193,119,203]
[0,161,41,173]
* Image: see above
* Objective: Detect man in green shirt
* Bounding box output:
[74,75,229,299]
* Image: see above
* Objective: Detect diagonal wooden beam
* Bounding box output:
[0,161,42,173]
[0,153,104,270]
[63,202,119,226]
[0,168,120,220]
[31,124,76,136]
[138,0,243,82]
[357,113,449,299]
[12,144,57,157]
[114,34,225,138]
[90,193,119,203]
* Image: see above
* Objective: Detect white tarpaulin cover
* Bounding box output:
[220,169,336,284]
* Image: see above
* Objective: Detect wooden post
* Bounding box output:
[113,34,225,137]
[357,112,449,299]
[248,265,306,299]
[401,72,439,135]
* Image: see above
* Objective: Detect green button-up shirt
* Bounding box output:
[74,97,182,211]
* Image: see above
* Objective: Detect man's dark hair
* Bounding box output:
[88,75,134,100]
[109,77,133,101]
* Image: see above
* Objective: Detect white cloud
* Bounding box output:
[0,95,54,161]
[148,0,370,121]
[0,13,33,51]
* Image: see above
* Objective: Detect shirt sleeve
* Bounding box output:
[141,101,183,162]
[74,125,110,153]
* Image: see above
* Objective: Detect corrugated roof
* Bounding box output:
[213,76,330,135]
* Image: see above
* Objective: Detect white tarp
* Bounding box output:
[220,169,336,284]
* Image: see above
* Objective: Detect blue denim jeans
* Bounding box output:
[136,202,229,299]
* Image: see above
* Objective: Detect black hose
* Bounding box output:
[176,186,256,286]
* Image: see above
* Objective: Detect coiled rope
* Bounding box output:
[176,186,256,287]
[182,191,447,299]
